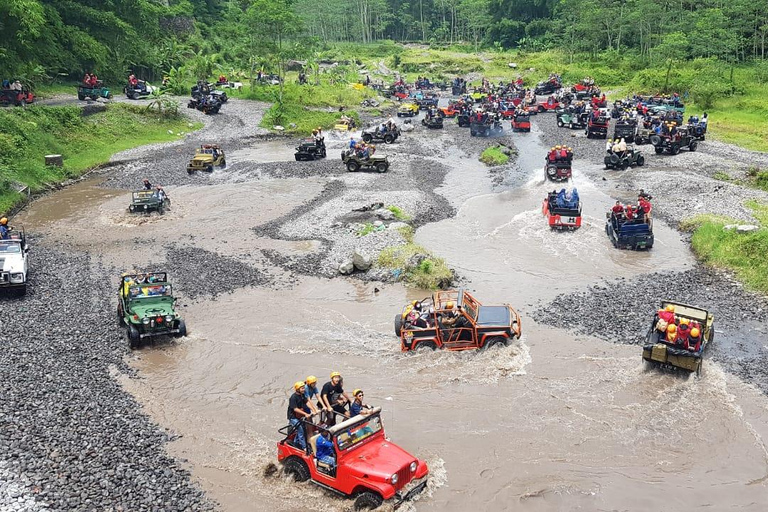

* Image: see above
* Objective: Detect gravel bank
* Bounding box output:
[534,113,768,224]
[535,267,768,393]
[0,242,214,511]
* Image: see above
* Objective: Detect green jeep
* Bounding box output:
[187,144,226,173]
[77,84,112,101]
[128,190,170,214]
[117,272,187,349]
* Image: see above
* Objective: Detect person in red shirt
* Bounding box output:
[688,328,702,351]
[611,200,624,215]
[89,74,98,87]
[548,148,557,162]
[559,147,568,159]
[676,318,691,347]
[625,204,635,221]
[658,304,676,325]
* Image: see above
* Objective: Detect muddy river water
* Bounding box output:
[17,116,768,511]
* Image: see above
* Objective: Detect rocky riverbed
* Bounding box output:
[5,91,768,511]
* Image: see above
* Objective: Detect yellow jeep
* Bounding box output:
[187,144,226,173]
[397,102,420,118]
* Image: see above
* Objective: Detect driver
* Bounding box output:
[0,218,9,240]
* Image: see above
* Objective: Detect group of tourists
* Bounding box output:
[547,145,574,163]
[1,79,23,91]
[610,190,652,224]
[287,372,373,451]
[81,73,101,87]
[141,179,167,201]
[347,137,377,159]
[403,299,468,331]
[655,304,704,352]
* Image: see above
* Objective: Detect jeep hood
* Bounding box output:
[343,438,416,480]
[128,298,175,317]
[0,254,24,274]
[193,155,214,162]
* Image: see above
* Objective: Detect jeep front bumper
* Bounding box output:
[394,477,428,509]
[139,327,181,339]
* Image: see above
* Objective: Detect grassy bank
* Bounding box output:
[480,145,510,166]
[682,203,768,293]
[0,104,199,213]
[229,81,375,134]
[378,227,453,289]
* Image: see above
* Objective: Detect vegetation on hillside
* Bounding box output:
[0,105,197,213]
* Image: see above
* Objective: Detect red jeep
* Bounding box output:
[395,290,522,351]
[0,88,35,107]
[511,113,531,132]
[542,191,582,230]
[537,98,560,113]
[277,407,429,510]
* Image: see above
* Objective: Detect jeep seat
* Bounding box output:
[309,434,319,456]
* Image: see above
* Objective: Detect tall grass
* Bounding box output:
[0,104,199,213]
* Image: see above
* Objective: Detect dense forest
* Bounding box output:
[2,0,768,85]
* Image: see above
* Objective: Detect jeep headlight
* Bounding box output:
[390,473,398,485]
[10,273,23,283]
[165,315,174,322]
[142,317,150,325]
[410,461,417,473]
[143,205,148,210]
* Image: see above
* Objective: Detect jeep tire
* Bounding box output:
[376,162,388,173]
[347,161,360,172]
[354,491,384,510]
[175,319,187,338]
[483,336,507,349]
[394,314,403,337]
[127,325,141,350]
[283,458,310,482]
[362,133,372,143]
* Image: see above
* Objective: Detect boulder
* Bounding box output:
[373,220,384,228]
[352,249,372,271]
[376,208,395,221]
[339,260,354,275]
[388,222,409,230]
[736,225,760,233]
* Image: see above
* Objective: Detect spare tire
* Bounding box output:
[395,314,403,337]
[650,135,662,146]
[609,153,620,164]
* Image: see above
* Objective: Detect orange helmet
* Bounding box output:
[665,305,675,313]
[690,328,700,338]
[679,318,690,326]
[666,324,677,333]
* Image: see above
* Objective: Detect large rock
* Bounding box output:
[376,208,395,221]
[737,225,760,233]
[339,260,354,275]
[352,249,372,271]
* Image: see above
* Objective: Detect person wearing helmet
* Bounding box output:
[304,376,320,415]
[688,327,702,352]
[676,317,691,346]
[288,381,311,449]
[440,300,460,327]
[548,147,557,162]
[320,372,349,426]
[142,178,152,190]
[665,323,677,343]
[606,138,613,153]
[349,389,372,417]
[0,217,9,240]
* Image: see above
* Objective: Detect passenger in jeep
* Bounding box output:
[321,372,349,426]
[350,389,372,416]
[315,431,336,468]
[288,381,311,449]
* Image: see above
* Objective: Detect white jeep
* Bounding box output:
[0,230,29,295]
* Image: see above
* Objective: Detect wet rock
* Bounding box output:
[375,208,395,221]
[339,260,354,275]
[352,250,372,271]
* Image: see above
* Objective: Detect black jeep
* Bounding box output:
[295,138,327,161]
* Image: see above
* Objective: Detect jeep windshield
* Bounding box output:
[0,241,22,254]
[335,414,383,451]
[132,190,158,201]
[127,284,172,299]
